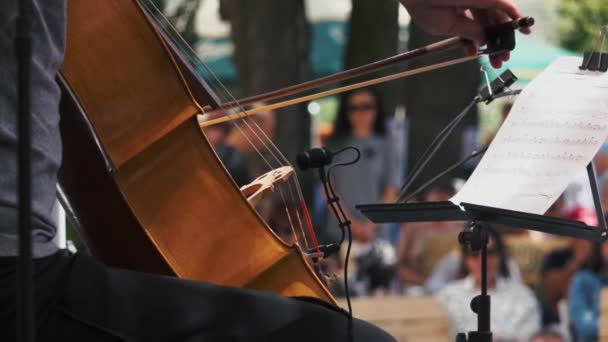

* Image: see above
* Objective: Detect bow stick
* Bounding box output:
[199,17,534,127]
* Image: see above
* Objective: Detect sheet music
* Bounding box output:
[451,57,608,214]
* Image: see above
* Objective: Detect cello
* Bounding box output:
[58,0,337,304]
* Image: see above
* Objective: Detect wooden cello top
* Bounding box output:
[59,0,336,304]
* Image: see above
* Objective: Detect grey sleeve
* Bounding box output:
[423,253,460,294]
[382,138,403,190]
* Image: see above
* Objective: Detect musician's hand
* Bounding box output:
[400,0,531,68]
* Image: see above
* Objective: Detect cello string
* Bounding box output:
[142,0,314,249]
[141,1,282,168]
[143,4,279,166]
[276,184,305,246]
[146,3,288,168]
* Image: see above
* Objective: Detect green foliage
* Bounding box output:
[559,0,608,52]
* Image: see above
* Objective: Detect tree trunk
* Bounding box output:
[404,24,480,190]
[344,0,399,116]
[220,0,312,200]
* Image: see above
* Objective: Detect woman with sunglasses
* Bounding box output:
[322,88,402,245]
[436,226,541,341]
[319,88,402,296]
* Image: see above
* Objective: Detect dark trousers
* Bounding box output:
[0,251,395,341]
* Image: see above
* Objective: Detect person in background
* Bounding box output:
[568,242,608,341]
[396,181,463,291]
[332,239,398,298]
[424,241,522,295]
[203,122,251,187]
[322,88,401,245]
[539,195,594,327]
[225,103,277,181]
[224,104,280,219]
[594,141,608,178]
[529,329,565,342]
[602,173,608,215]
[226,104,276,155]
[437,226,540,341]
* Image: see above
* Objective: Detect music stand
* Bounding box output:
[358,48,608,341]
[358,160,608,242]
[358,162,607,342]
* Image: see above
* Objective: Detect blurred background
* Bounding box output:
[66,0,608,341]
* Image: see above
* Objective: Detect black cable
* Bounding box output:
[492,89,521,98]
[327,147,360,317]
[320,164,348,245]
[397,98,478,201]
[320,173,346,243]
[316,146,360,326]
[16,1,34,341]
[344,216,354,342]
[396,88,522,203]
[327,147,360,245]
[326,171,354,342]
[400,145,488,203]
[402,98,477,191]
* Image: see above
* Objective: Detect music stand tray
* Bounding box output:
[357,201,605,242]
[359,160,608,242]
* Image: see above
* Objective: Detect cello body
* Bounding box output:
[58,0,335,304]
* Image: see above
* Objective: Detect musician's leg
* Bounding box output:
[6,251,395,342]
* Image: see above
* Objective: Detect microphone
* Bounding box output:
[296,147,333,171]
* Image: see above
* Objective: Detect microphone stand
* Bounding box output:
[16,1,35,341]
[456,222,492,342]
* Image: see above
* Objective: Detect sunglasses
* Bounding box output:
[347,103,375,112]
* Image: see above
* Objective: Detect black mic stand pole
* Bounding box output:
[456,222,492,342]
[16,0,35,341]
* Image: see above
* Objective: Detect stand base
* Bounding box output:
[456,331,493,342]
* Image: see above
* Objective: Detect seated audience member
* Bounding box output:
[568,242,608,342]
[595,142,608,179]
[396,181,463,289]
[224,103,277,188]
[601,172,608,222]
[329,239,397,298]
[539,238,591,326]
[424,246,522,294]
[529,329,565,342]
[353,239,397,296]
[202,122,251,187]
[539,195,594,326]
[437,226,540,341]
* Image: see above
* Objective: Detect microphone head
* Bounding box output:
[296,147,333,170]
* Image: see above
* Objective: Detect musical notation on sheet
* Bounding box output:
[451,57,608,215]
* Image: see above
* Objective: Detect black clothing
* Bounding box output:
[1,251,396,341]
